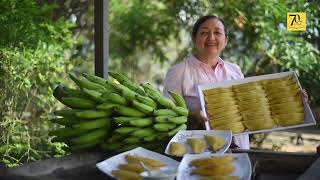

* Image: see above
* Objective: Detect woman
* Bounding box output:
[163,15,250,149]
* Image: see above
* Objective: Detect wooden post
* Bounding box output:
[94,0,109,78]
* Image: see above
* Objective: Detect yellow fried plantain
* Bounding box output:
[272,106,304,115]
[204,135,225,151]
[170,142,187,156]
[237,97,269,105]
[125,154,166,167]
[269,96,301,105]
[238,102,269,111]
[243,117,275,131]
[211,116,242,127]
[111,169,142,180]
[274,113,304,126]
[271,102,303,111]
[118,163,145,173]
[191,155,235,167]
[213,122,245,134]
[193,164,235,176]
[207,105,239,115]
[205,92,235,100]
[212,110,240,119]
[187,138,207,154]
[203,87,232,96]
[206,100,237,110]
[205,96,235,104]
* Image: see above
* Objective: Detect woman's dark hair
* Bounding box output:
[192,15,228,40]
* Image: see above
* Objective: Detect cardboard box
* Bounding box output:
[198,71,316,135]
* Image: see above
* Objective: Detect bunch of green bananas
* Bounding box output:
[50,72,188,153]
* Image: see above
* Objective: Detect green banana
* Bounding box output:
[154,116,173,123]
[122,81,146,96]
[129,118,153,127]
[143,133,159,142]
[50,117,82,126]
[96,103,118,110]
[168,124,187,136]
[60,97,96,109]
[108,81,138,100]
[153,109,178,116]
[153,123,176,131]
[49,127,88,138]
[106,133,126,143]
[136,95,157,109]
[69,73,105,92]
[167,116,187,124]
[168,90,187,108]
[115,144,139,153]
[131,100,154,114]
[82,88,105,103]
[154,95,176,109]
[100,142,122,151]
[82,73,116,92]
[54,109,82,117]
[115,126,139,134]
[172,106,189,116]
[70,128,107,145]
[73,118,111,130]
[114,117,140,125]
[132,128,155,138]
[101,92,128,106]
[141,83,162,99]
[53,85,88,101]
[113,105,145,117]
[75,110,110,119]
[108,71,132,83]
[66,138,101,152]
[123,137,141,144]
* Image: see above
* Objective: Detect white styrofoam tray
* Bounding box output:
[96,147,180,178]
[198,71,316,135]
[177,153,251,180]
[164,130,232,156]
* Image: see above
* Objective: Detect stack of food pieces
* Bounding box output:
[233,81,274,131]
[262,76,304,126]
[111,154,166,180]
[202,74,305,133]
[203,88,244,133]
[50,72,188,153]
[169,135,225,156]
[190,155,238,180]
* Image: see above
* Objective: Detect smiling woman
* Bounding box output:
[163,15,249,149]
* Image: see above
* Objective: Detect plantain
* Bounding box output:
[132,128,155,138]
[212,110,240,119]
[115,126,139,134]
[168,90,187,108]
[193,164,236,176]
[100,142,122,151]
[69,73,105,92]
[113,116,140,125]
[204,92,234,100]
[153,109,178,117]
[154,115,173,123]
[96,103,118,110]
[113,105,146,117]
[49,127,88,138]
[129,118,153,127]
[211,116,242,127]
[135,94,157,109]
[82,88,105,103]
[272,106,304,115]
[206,100,237,110]
[170,142,187,156]
[60,97,96,109]
[50,117,82,126]
[274,113,304,126]
[207,105,239,116]
[118,163,144,174]
[153,123,176,131]
[131,100,154,114]
[205,96,235,104]
[167,116,187,124]
[75,110,110,119]
[101,92,128,106]
[70,128,107,145]
[73,118,111,130]
[187,138,207,154]
[204,135,225,151]
[54,109,82,117]
[123,136,141,144]
[125,154,166,167]
[243,117,275,131]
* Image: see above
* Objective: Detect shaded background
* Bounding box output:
[0,0,319,167]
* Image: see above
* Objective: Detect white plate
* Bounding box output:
[96,147,180,178]
[177,153,252,180]
[198,71,316,135]
[164,130,232,156]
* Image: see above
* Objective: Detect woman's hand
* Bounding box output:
[301,89,310,103]
[187,111,208,129]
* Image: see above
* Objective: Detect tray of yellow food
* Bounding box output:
[164,130,232,157]
[177,153,251,180]
[96,147,179,179]
[198,71,316,135]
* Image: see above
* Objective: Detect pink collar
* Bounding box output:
[189,55,225,69]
